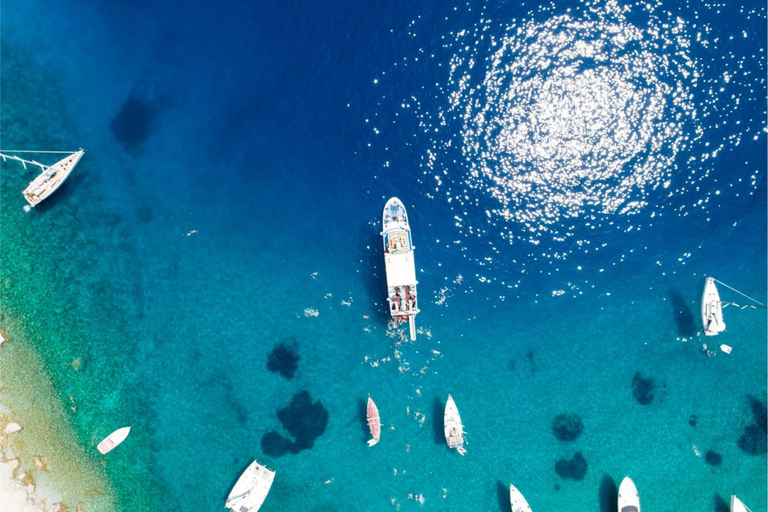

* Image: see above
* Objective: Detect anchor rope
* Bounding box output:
[713,278,766,308]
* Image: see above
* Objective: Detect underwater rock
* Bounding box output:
[631,372,655,405]
[277,390,328,450]
[261,431,289,457]
[4,422,22,434]
[262,390,329,457]
[747,395,767,432]
[526,350,537,374]
[552,414,584,441]
[110,94,155,150]
[555,451,588,480]
[737,396,768,455]
[267,339,300,379]
[689,414,698,427]
[738,424,767,455]
[33,455,47,471]
[705,450,722,466]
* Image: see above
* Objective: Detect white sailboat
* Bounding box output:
[97,426,131,454]
[381,197,419,341]
[731,495,752,512]
[509,483,532,512]
[444,394,466,455]
[617,476,640,512]
[0,149,84,207]
[366,394,381,447]
[225,460,275,512]
[702,277,726,336]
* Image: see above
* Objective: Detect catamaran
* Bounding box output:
[225,460,275,512]
[0,149,84,207]
[382,197,419,341]
[618,476,640,512]
[444,394,467,455]
[731,495,752,512]
[97,426,131,454]
[509,483,532,512]
[366,394,381,447]
[701,276,765,336]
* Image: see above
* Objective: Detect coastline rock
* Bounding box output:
[33,455,48,471]
[0,329,6,346]
[4,422,23,434]
[552,414,584,441]
[48,503,66,512]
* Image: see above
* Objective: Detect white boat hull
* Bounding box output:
[97,426,131,454]
[618,476,640,512]
[226,460,275,512]
[731,496,749,512]
[382,197,419,340]
[701,277,726,336]
[443,395,466,455]
[23,149,84,207]
[509,483,532,512]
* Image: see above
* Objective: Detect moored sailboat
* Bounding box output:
[618,476,640,512]
[367,394,381,447]
[509,483,532,512]
[731,495,751,512]
[225,460,276,512]
[382,197,420,341]
[702,277,725,336]
[97,426,131,454]
[444,394,467,455]
[0,149,84,207]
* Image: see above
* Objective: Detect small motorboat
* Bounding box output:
[97,426,131,454]
[618,476,640,512]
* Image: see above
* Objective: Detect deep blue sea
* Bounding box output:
[1,0,766,511]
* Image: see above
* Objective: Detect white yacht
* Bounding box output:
[225,460,275,512]
[509,483,532,512]
[702,277,726,336]
[618,476,640,512]
[443,394,466,455]
[381,197,419,341]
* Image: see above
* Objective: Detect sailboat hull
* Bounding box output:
[23,149,84,207]
[701,277,726,336]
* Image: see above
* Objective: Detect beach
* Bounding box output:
[0,325,116,512]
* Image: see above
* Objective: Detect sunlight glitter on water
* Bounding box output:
[431,0,700,241]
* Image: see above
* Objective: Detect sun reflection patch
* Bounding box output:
[433,0,699,237]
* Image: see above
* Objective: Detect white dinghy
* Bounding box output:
[97,426,131,454]
[618,476,640,512]
[444,394,467,455]
[509,482,532,512]
[225,460,275,512]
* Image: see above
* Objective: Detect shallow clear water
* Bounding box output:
[1,0,765,511]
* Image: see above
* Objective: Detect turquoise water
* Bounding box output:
[1,0,766,511]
